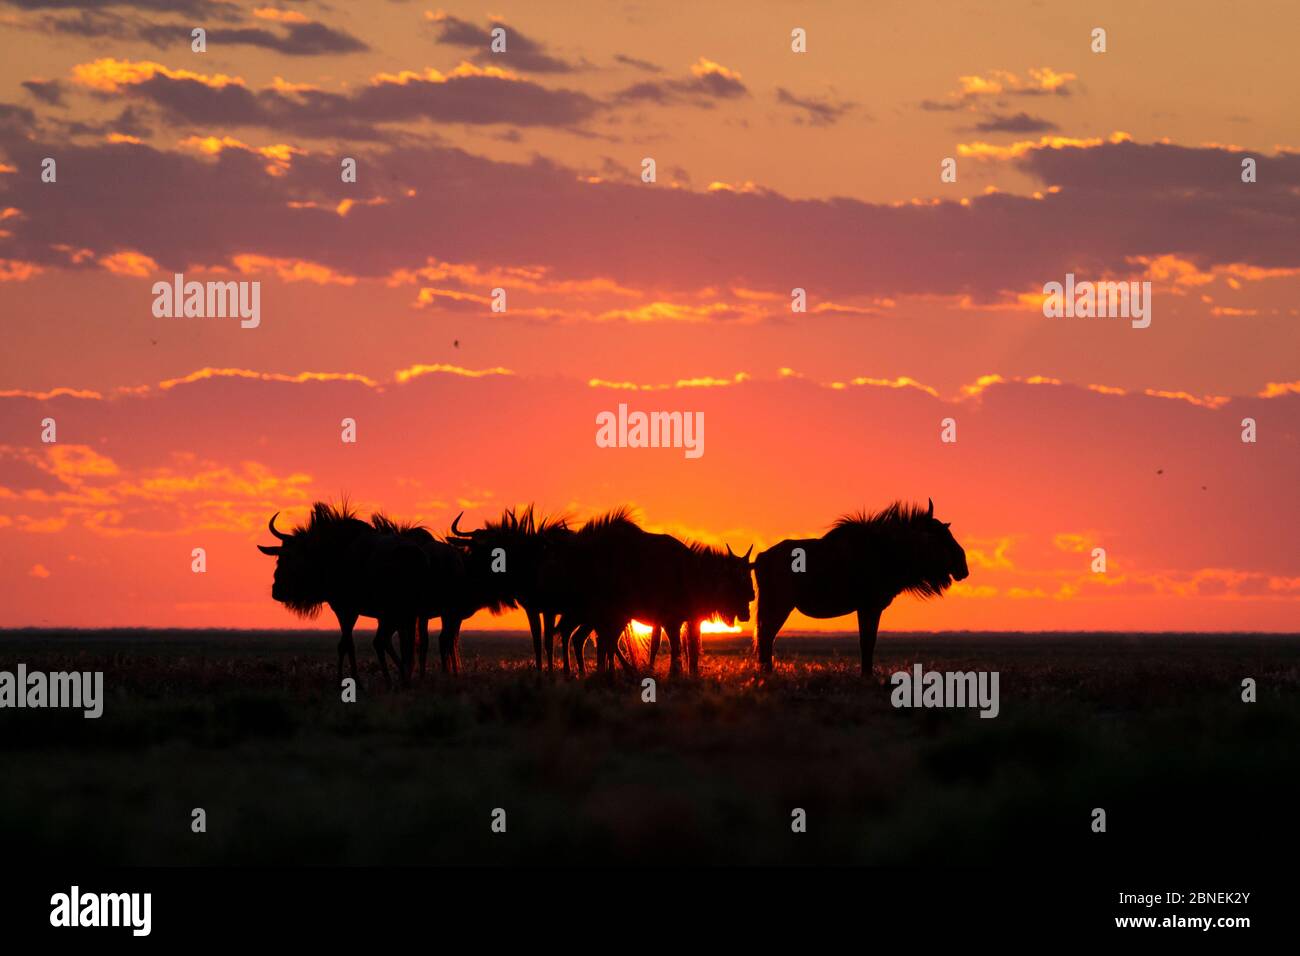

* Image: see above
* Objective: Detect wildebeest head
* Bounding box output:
[696,541,755,624]
[447,506,570,611]
[257,503,367,616]
[922,497,969,588]
[257,512,327,615]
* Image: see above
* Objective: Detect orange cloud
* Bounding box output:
[157,368,381,391]
[370,62,520,85]
[588,372,750,391]
[958,132,1131,161]
[845,376,940,398]
[0,446,317,541]
[0,259,42,282]
[0,387,103,400]
[691,58,743,81]
[960,374,1061,399]
[414,287,491,308]
[253,7,310,23]
[47,446,120,480]
[593,301,765,324]
[230,255,356,285]
[394,364,515,384]
[967,536,1018,570]
[926,67,1078,111]
[71,59,244,93]
[956,67,1076,98]
[178,136,304,176]
[387,259,640,300]
[99,251,159,277]
[1141,388,1230,409]
[1052,533,1094,554]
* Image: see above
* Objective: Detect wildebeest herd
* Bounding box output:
[257,498,969,685]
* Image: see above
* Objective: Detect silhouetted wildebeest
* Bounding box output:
[369,513,475,679]
[753,499,968,675]
[257,502,427,685]
[549,509,754,677]
[643,541,755,676]
[447,506,574,673]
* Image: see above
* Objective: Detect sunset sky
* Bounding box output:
[1,0,1297,631]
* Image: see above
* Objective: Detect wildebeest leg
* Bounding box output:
[417,616,430,678]
[857,606,884,677]
[611,633,637,676]
[373,619,394,686]
[346,626,359,682]
[398,618,416,686]
[666,621,684,677]
[527,608,543,672]
[571,624,593,676]
[648,626,661,669]
[558,616,579,676]
[756,601,793,672]
[598,624,612,672]
[596,626,618,673]
[687,619,703,677]
[437,619,451,673]
[554,614,571,675]
[335,609,358,685]
[544,613,557,673]
[439,616,463,675]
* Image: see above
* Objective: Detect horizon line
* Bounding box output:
[4,627,1299,638]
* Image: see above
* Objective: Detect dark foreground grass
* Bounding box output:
[1,630,1297,865]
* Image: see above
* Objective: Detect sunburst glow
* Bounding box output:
[627,618,741,637]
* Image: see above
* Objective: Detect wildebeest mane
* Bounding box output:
[291,499,361,537]
[535,511,573,535]
[478,504,572,537]
[370,511,425,536]
[687,539,729,560]
[579,505,639,534]
[828,501,931,537]
[827,500,952,599]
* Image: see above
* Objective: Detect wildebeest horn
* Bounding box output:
[450,512,467,537]
[926,497,934,518]
[742,544,753,561]
[257,544,280,556]
[268,512,289,540]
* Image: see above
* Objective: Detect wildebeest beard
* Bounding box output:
[281,581,327,618]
